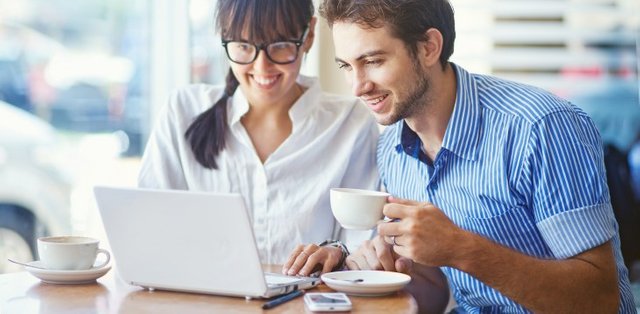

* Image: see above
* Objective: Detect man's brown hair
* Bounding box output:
[319,0,455,68]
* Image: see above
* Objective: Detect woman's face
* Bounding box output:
[230,17,316,108]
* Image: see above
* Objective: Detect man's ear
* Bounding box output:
[417,28,443,67]
[302,16,317,53]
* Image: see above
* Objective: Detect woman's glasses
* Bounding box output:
[222,27,309,65]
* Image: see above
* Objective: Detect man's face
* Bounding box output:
[332,22,430,125]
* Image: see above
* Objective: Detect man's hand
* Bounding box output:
[378,196,465,267]
[345,235,414,274]
[282,244,343,276]
[347,232,450,314]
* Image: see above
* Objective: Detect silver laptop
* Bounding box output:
[93,186,320,298]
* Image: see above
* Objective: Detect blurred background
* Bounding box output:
[0,0,638,294]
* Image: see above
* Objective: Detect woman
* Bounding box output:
[138,0,378,266]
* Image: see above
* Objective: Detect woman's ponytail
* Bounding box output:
[185,69,239,169]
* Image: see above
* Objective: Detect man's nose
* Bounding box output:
[351,70,372,97]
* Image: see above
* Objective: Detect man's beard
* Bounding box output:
[380,63,431,126]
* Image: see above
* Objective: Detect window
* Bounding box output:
[189,0,227,85]
[451,0,639,151]
[0,0,152,272]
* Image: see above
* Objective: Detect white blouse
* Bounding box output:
[138,76,379,264]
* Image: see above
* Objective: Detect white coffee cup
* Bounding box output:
[330,188,390,230]
[37,236,110,271]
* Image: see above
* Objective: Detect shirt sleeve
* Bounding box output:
[520,109,617,259]
[137,90,189,190]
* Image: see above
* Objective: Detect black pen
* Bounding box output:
[262,290,304,309]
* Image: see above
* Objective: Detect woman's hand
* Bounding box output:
[346,235,414,274]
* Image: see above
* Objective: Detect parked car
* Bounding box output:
[0,21,62,114]
[48,80,144,156]
[0,100,73,273]
[43,45,143,157]
[0,56,31,113]
[0,21,146,156]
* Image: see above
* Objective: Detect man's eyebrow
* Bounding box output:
[335,50,387,64]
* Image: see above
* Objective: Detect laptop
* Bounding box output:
[93,186,320,298]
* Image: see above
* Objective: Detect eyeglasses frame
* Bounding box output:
[221,26,309,65]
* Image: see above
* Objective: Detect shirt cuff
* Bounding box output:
[537,203,616,259]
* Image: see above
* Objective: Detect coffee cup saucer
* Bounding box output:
[321,270,411,296]
[24,261,111,284]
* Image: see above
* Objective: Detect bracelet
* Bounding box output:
[318,240,350,271]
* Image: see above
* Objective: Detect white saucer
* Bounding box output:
[24,261,111,284]
[321,270,411,296]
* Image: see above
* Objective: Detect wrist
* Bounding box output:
[450,230,483,271]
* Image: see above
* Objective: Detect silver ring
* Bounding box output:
[391,235,398,246]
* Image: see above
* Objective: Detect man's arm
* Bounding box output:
[453,233,619,313]
[379,198,620,313]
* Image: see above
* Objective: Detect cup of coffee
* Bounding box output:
[37,236,110,271]
[330,188,390,230]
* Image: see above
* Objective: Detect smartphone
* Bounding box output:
[304,292,352,312]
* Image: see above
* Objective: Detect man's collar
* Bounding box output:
[441,63,481,161]
[396,121,430,164]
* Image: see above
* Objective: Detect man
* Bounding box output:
[283,0,636,313]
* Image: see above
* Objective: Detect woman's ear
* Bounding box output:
[302,16,317,52]
[417,28,443,68]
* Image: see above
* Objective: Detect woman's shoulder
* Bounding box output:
[152,84,226,131]
[299,75,364,114]
[319,91,358,105]
[168,84,225,116]
[318,91,370,116]
[174,83,224,94]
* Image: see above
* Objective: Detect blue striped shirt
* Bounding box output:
[377,64,635,313]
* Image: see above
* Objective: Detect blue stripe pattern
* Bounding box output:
[377,64,636,313]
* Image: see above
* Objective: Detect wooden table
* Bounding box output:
[0,266,417,313]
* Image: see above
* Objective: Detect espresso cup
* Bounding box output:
[330,188,390,230]
[37,236,110,271]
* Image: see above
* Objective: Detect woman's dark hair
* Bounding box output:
[319,0,455,69]
[185,0,314,169]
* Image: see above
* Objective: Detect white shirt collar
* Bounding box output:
[227,75,321,130]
